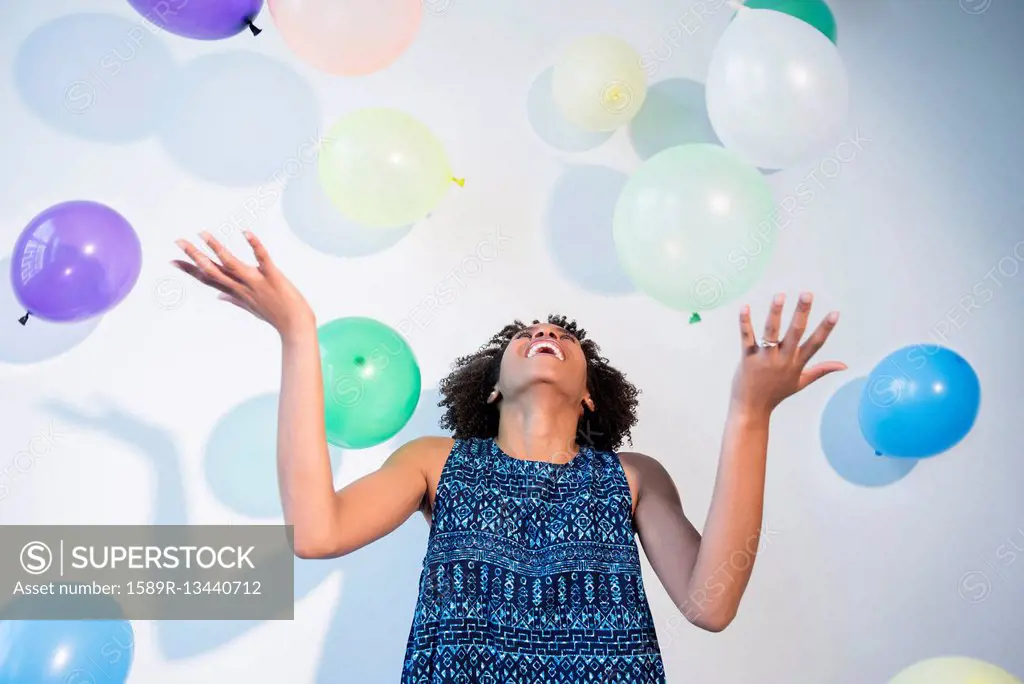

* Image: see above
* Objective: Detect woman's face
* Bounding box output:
[496,323,589,403]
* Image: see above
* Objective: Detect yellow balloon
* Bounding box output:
[552,35,648,131]
[889,657,1022,684]
[318,108,458,229]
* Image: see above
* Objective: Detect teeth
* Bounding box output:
[527,341,564,360]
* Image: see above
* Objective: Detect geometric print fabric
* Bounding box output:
[401,437,666,683]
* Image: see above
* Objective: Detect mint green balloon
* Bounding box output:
[613,144,776,313]
[318,108,458,229]
[743,0,837,43]
[318,317,421,449]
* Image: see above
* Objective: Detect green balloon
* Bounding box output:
[613,144,776,313]
[743,0,837,43]
[318,317,421,449]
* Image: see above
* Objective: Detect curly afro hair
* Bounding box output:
[437,315,639,452]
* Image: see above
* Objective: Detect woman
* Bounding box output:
[173,230,845,683]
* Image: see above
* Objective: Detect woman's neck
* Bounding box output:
[495,388,580,464]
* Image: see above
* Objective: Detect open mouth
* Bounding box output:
[526,339,565,361]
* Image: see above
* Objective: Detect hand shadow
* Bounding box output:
[39,399,186,526]
[40,398,430,676]
[38,399,339,656]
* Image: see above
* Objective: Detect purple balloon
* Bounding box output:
[126,0,265,40]
[11,201,142,323]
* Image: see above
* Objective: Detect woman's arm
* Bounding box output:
[173,231,435,559]
[277,325,438,557]
[629,293,844,632]
[623,408,770,633]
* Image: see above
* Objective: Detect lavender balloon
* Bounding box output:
[126,0,265,39]
[11,201,142,324]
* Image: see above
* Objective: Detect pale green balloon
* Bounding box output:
[318,108,457,229]
[613,144,776,312]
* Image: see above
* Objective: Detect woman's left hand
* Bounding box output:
[730,292,846,418]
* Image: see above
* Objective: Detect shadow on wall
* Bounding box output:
[389,387,447,447]
[545,166,635,296]
[203,393,345,520]
[527,67,613,152]
[14,14,322,188]
[281,153,413,259]
[628,78,720,160]
[0,258,101,364]
[158,51,320,188]
[39,388,451,680]
[13,12,176,144]
[820,378,918,487]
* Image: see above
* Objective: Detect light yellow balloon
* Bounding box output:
[889,657,1022,684]
[318,108,459,229]
[552,35,648,131]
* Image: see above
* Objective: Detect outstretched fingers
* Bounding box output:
[170,259,233,295]
[762,293,786,347]
[781,292,813,354]
[199,231,257,286]
[798,361,848,390]
[798,311,842,367]
[244,231,274,272]
[739,305,757,354]
[174,239,237,291]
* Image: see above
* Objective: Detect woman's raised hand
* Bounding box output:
[172,231,315,339]
[730,292,847,418]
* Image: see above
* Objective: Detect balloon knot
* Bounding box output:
[247,19,262,36]
[452,177,465,187]
[18,311,30,326]
[688,313,702,324]
[874,450,883,456]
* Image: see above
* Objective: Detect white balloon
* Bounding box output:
[706,8,849,170]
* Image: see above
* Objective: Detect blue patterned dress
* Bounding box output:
[401,437,666,683]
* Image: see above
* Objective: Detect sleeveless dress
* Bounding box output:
[401,437,666,683]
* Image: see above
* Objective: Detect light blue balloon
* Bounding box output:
[0,619,134,683]
[858,345,980,458]
[821,378,917,487]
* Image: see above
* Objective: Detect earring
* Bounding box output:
[486,388,501,404]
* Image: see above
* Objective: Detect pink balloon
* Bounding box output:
[269,0,422,76]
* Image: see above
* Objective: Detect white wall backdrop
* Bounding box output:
[2,0,1023,682]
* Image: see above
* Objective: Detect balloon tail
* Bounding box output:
[451,177,465,187]
[688,313,702,324]
[247,20,262,36]
[18,311,30,326]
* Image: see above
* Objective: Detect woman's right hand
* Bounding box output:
[172,231,315,339]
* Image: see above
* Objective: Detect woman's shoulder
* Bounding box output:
[399,436,461,522]
[617,450,674,492]
[396,435,458,465]
[616,450,658,468]
[617,450,678,507]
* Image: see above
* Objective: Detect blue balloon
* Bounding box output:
[858,345,980,458]
[0,619,134,683]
